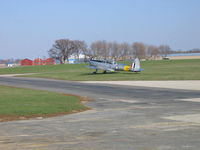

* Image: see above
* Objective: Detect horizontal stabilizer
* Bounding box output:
[106,68,115,72]
[130,68,144,72]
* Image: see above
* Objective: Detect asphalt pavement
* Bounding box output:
[0,77,200,150]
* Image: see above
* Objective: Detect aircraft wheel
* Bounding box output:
[92,71,97,74]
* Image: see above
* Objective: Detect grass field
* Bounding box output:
[0,59,200,80]
[0,59,199,121]
[0,85,88,121]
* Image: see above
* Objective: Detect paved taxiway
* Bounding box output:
[0,77,200,150]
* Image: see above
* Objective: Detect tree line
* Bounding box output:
[170,48,200,54]
[48,38,172,64]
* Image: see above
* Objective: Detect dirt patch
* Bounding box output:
[0,94,92,122]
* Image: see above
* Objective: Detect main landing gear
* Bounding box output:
[92,70,107,74]
[93,69,98,74]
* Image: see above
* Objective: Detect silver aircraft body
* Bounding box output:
[86,58,144,73]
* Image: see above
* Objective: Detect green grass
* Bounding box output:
[0,59,200,80]
[0,85,87,117]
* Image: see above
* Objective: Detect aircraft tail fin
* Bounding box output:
[130,58,144,72]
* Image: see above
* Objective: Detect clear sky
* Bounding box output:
[0,0,200,59]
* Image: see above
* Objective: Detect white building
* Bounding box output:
[67,54,85,64]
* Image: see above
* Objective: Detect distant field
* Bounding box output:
[0,85,88,122]
[0,59,200,80]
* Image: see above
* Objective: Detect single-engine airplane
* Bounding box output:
[86,58,144,74]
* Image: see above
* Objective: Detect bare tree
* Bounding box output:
[109,42,121,60]
[90,41,99,58]
[147,45,159,59]
[132,42,146,59]
[48,39,77,64]
[107,42,114,59]
[73,40,88,61]
[158,45,171,58]
[119,42,131,60]
[100,41,109,59]
[90,41,109,59]
[48,48,63,63]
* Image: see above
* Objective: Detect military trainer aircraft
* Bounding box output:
[86,58,144,74]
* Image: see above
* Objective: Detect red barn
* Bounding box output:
[44,58,56,65]
[20,59,33,66]
[33,58,43,65]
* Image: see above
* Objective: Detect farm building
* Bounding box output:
[44,58,56,65]
[20,58,56,66]
[7,62,15,67]
[20,59,33,66]
[33,58,43,65]
[67,54,85,64]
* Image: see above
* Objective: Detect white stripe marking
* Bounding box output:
[99,98,138,103]
[178,98,200,103]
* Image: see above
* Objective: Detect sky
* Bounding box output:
[0,0,200,59]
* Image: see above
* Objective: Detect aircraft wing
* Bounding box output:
[85,65,115,72]
[106,68,115,72]
[97,66,115,72]
[85,65,98,70]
